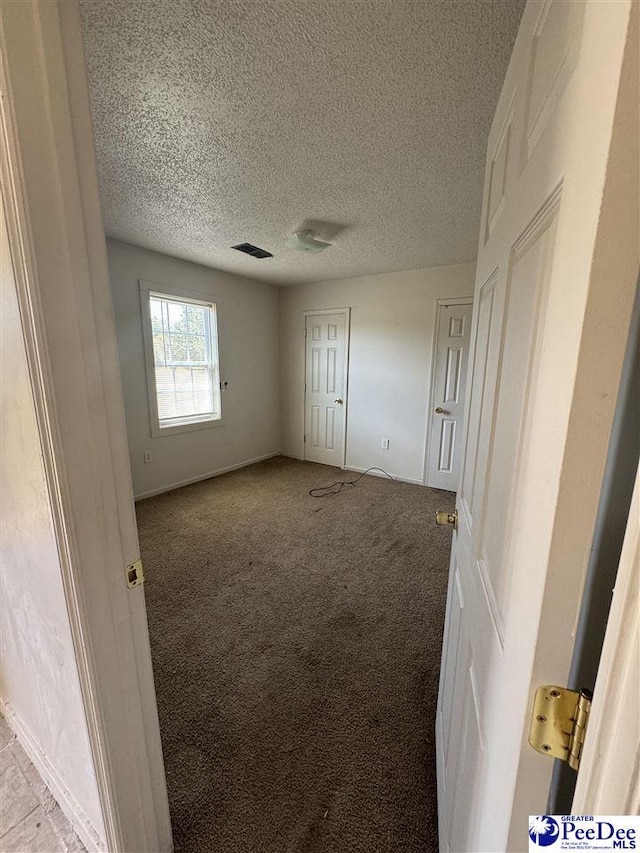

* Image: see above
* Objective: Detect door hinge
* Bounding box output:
[304,383,307,392]
[303,434,306,443]
[435,509,458,530]
[126,558,145,589]
[529,685,592,771]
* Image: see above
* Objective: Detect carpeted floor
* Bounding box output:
[136,456,455,853]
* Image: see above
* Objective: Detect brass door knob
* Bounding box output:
[435,509,458,529]
[434,406,445,414]
[335,398,343,404]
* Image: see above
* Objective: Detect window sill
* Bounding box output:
[150,417,225,439]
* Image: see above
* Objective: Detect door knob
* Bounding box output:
[335,398,343,404]
[435,509,458,530]
[434,406,446,414]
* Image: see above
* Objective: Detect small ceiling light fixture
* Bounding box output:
[286,229,332,254]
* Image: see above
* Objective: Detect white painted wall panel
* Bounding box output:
[280,263,475,483]
[107,240,280,498]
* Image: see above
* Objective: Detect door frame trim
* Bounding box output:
[572,462,640,812]
[423,296,473,488]
[301,307,351,468]
[0,3,172,850]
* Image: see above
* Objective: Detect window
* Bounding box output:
[141,282,222,435]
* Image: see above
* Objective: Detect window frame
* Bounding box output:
[139,280,224,438]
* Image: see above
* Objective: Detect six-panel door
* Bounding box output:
[436,2,636,850]
[304,313,348,467]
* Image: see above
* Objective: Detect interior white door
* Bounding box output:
[304,312,348,467]
[436,2,638,851]
[426,302,472,491]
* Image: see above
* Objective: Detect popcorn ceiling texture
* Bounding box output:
[80,0,524,285]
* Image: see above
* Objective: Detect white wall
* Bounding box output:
[280,263,475,483]
[1,215,105,850]
[108,240,281,499]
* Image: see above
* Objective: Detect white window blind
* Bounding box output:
[149,293,221,429]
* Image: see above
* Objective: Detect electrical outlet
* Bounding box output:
[143,450,153,464]
[381,439,390,450]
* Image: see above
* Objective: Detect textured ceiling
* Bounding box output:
[80,0,525,285]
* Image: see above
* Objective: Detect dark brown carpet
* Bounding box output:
[136,456,455,853]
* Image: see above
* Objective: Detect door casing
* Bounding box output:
[572,463,640,814]
[0,2,172,851]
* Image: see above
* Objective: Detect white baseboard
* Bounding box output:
[0,700,106,852]
[134,451,281,501]
[280,451,303,462]
[278,457,424,486]
[345,465,424,486]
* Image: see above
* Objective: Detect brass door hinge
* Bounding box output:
[435,509,458,530]
[529,685,592,771]
[126,559,144,589]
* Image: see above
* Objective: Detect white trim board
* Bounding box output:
[1,701,105,853]
[134,452,281,501]
[345,465,424,487]
[276,459,424,488]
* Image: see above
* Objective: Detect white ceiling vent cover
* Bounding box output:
[286,230,331,254]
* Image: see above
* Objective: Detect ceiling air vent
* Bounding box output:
[231,242,273,259]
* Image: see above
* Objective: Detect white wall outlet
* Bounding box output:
[381,438,390,450]
[143,450,153,464]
